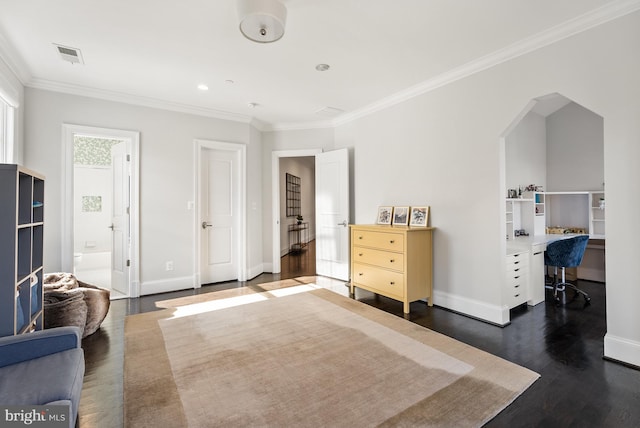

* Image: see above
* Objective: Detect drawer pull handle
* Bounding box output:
[358,272,363,276]
[390,240,395,244]
[359,253,363,256]
[514,276,520,279]
[514,261,520,265]
[389,259,394,263]
[514,268,520,272]
[358,236,363,240]
[515,284,520,288]
[389,281,395,285]
[514,293,520,298]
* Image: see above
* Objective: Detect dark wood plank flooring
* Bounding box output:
[79,246,640,427]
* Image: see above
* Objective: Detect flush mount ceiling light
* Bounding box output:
[237,0,287,43]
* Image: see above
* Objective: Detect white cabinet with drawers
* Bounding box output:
[505,251,528,309]
[349,224,434,317]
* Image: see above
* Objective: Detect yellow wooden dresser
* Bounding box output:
[349,224,434,317]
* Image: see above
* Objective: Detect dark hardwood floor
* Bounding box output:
[79,244,640,427]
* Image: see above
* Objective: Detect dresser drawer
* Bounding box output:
[508,284,527,307]
[352,247,404,272]
[507,255,528,269]
[352,230,404,252]
[352,263,404,299]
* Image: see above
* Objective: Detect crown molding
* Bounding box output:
[0,32,31,85]
[262,119,335,132]
[27,78,254,124]
[330,0,640,128]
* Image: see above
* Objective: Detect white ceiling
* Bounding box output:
[0,0,636,130]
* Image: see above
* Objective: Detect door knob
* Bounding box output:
[108,224,114,230]
[337,220,347,227]
[202,221,213,229]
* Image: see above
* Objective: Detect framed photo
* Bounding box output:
[392,206,409,225]
[376,206,393,225]
[409,206,430,227]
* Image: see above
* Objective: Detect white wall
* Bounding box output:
[547,102,604,191]
[23,88,263,294]
[73,166,112,254]
[279,156,315,255]
[331,11,640,365]
[505,111,547,194]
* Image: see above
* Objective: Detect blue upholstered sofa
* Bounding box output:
[0,326,85,428]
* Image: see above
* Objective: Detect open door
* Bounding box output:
[110,141,129,295]
[315,149,349,280]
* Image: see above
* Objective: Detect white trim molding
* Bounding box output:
[140,276,196,296]
[271,149,322,273]
[194,139,248,284]
[61,124,141,297]
[604,333,640,368]
[432,289,510,326]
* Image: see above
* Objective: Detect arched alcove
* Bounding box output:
[499,92,605,322]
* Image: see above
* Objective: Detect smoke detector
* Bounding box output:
[54,44,84,64]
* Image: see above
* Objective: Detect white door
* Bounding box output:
[315,149,350,280]
[110,142,129,295]
[201,148,239,283]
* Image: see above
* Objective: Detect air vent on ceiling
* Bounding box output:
[54,44,84,64]
[315,106,344,117]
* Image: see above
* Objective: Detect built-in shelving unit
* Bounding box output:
[0,164,45,337]
[589,191,605,239]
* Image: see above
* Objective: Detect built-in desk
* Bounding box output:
[506,234,579,307]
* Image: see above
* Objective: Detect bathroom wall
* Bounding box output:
[73,137,121,255]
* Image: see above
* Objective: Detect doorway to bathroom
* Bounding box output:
[62,124,140,299]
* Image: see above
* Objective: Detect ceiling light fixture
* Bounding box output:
[197,84,209,91]
[315,64,330,72]
[237,0,287,43]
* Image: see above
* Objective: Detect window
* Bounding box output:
[0,97,14,163]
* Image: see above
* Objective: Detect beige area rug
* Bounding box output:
[124,281,539,427]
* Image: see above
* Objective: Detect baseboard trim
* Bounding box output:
[604,333,640,367]
[433,290,510,326]
[140,275,196,296]
[246,264,264,280]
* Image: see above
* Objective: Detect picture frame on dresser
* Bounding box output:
[409,206,429,227]
[392,206,409,225]
[376,206,393,225]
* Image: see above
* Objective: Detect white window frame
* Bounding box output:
[0,98,14,163]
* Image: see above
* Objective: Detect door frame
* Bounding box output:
[271,149,322,273]
[62,124,140,297]
[194,139,247,285]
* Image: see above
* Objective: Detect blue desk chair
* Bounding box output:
[544,235,591,304]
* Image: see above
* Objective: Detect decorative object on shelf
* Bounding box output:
[376,206,393,225]
[296,214,303,225]
[392,206,409,226]
[514,229,529,237]
[524,184,543,192]
[409,206,430,227]
[508,189,518,199]
[237,0,287,43]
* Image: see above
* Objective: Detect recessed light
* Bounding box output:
[248,102,259,108]
[225,79,235,84]
[315,64,330,72]
[197,84,209,91]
